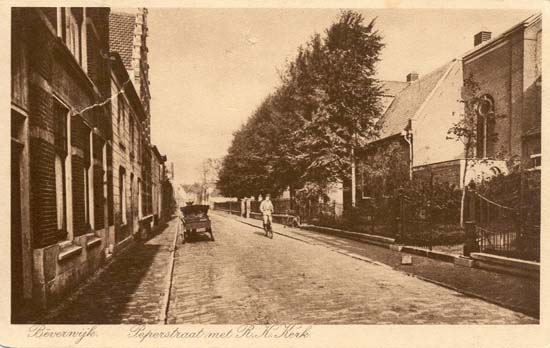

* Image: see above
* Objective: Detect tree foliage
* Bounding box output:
[218,10,384,198]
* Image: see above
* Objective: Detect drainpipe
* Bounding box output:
[401,119,413,181]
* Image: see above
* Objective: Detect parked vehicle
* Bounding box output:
[180,205,214,243]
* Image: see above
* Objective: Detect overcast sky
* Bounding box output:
[141,7,535,185]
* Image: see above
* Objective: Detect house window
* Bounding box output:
[531,153,541,170]
[54,100,69,240]
[117,97,125,146]
[476,94,495,158]
[138,178,143,219]
[130,116,134,158]
[11,34,27,108]
[83,131,89,226]
[84,127,95,229]
[130,173,134,219]
[137,131,141,162]
[120,167,127,225]
[56,8,84,66]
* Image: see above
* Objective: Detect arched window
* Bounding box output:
[476,94,495,158]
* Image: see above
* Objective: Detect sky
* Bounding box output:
[141,7,536,185]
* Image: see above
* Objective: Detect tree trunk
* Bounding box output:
[460,158,469,227]
[351,147,356,207]
[460,187,466,227]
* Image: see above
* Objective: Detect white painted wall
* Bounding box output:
[413,60,466,167]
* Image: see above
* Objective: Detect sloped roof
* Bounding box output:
[380,80,409,96]
[377,61,454,139]
[109,12,135,69]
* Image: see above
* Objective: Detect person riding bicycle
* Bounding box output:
[260,194,274,229]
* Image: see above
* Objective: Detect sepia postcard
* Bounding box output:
[1,0,548,347]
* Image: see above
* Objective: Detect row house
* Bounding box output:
[108,8,155,250]
[11,7,174,320]
[353,12,541,203]
[151,145,168,225]
[109,9,174,228]
[11,7,112,319]
[109,52,149,251]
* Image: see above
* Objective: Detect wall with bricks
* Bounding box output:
[463,19,541,164]
[110,60,149,249]
[465,39,514,158]
[15,8,112,309]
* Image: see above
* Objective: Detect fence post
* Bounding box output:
[395,190,403,242]
[463,221,478,257]
[427,199,432,251]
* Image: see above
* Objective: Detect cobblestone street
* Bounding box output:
[167,213,536,324]
[36,213,537,325]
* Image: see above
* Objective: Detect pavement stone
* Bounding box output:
[39,219,178,324]
[167,213,537,324]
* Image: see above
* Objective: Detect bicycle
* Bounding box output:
[263,215,273,239]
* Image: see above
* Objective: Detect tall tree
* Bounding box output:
[218,10,384,202]
[294,11,384,203]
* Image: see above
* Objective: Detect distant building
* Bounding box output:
[151,145,169,225]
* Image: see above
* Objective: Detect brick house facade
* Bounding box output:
[11,7,112,316]
[11,7,173,319]
[462,13,541,171]
[109,52,148,250]
[109,9,159,245]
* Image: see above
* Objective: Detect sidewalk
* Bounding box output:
[217,212,539,319]
[24,218,179,324]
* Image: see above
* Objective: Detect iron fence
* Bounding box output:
[398,193,433,249]
[465,188,539,261]
[212,201,241,215]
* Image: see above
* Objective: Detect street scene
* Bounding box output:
[10,6,541,327]
[36,213,536,324]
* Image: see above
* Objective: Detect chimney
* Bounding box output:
[474,31,492,46]
[406,72,419,82]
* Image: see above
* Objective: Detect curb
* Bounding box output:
[158,219,180,324]
[298,222,460,264]
[300,223,395,247]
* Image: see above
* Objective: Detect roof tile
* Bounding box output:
[378,61,454,138]
[109,12,135,69]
